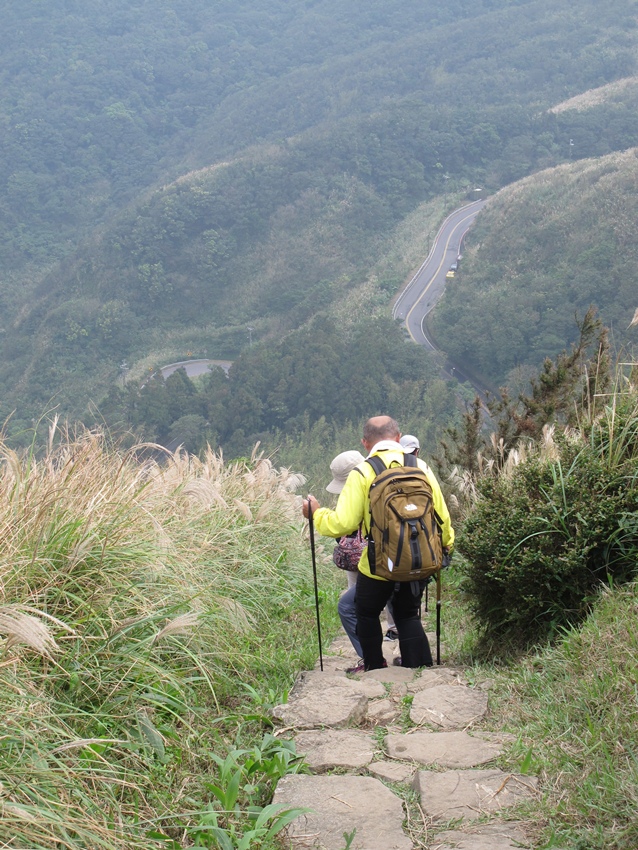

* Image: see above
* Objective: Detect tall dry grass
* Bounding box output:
[0,426,321,848]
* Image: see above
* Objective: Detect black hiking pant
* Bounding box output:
[355,572,433,671]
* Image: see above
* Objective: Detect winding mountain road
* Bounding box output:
[392,199,486,349]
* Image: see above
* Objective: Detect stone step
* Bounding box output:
[293,728,377,772]
[386,729,511,769]
[433,822,532,849]
[410,683,489,729]
[272,634,539,848]
[413,768,538,822]
[273,774,412,850]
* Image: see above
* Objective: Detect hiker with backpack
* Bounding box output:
[303,416,454,671]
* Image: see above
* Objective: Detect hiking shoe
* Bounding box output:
[384,628,399,641]
[346,659,388,674]
[392,657,402,667]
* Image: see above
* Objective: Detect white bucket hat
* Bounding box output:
[326,450,365,494]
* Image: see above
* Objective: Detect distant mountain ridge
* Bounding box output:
[1,0,638,438]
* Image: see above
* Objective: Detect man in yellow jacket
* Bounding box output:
[303,415,454,671]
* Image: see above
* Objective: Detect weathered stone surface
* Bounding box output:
[273,669,391,729]
[299,669,386,699]
[414,768,538,821]
[346,677,387,699]
[273,774,412,850]
[326,635,356,655]
[367,698,400,725]
[410,684,488,729]
[314,634,362,672]
[433,821,531,849]
[368,759,415,784]
[386,730,505,768]
[314,654,356,674]
[388,681,408,698]
[407,668,466,693]
[368,699,401,726]
[358,665,414,684]
[272,682,368,729]
[294,729,376,772]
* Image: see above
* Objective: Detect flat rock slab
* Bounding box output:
[410,684,488,729]
[368,759,415,784]
[386,730,505,768]
[273,671,387,729]
[273,682,367,729]
[367,697,401,725]
[294,729,376,772]
[326,635,356,655]
[315,655,357,674]
[274,774,412,850]
[433,822,531,849]
[408,668,466,693]
[298,669,386,699]
[414,768,538,821]
[358,665,414,684]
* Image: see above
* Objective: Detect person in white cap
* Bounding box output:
[400,433,433,476]
[399,434,420,455]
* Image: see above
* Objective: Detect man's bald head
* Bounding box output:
[362,416,400,451]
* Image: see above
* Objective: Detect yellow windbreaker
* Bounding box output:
[313,448,454,580]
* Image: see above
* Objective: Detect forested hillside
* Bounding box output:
[431,148,638,388]
[1,0,638,445]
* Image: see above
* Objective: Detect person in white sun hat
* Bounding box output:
[324,450,367,670]
[325,449,397,672]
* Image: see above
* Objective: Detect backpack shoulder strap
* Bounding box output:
[403,452,417,468]
[365,455,387,477]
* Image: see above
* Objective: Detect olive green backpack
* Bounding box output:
[365,452,443,582]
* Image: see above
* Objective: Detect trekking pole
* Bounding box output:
[306,497,324,671]
[436,570,442,666]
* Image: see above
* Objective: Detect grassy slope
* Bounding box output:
[0,429,341,848]
[495,582,638,849]
[440,558,638,849]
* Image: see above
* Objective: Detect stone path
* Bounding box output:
[272,630,538,849]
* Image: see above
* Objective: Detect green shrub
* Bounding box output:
[459,398,638,645]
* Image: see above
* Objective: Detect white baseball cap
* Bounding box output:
[399,434,420,453]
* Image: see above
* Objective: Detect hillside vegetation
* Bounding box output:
[2,0,638,438]
[0,427,343,848]
[494,580,638,850]
[432,148,638,388]
[439,340,638,847]
[3,366,638,848]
